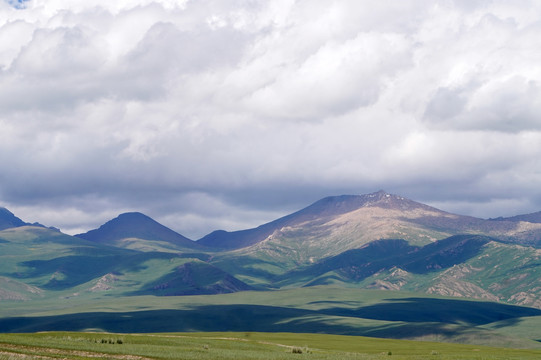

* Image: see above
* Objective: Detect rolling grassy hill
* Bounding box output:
[0,226,248,297]
[0,287,541,349]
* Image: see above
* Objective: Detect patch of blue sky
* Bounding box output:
[5,0,31,9]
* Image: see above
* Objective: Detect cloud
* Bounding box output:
[1,0,541,237]
[243,32,412,120]
[424,77,541,132]
[418,7,541,132]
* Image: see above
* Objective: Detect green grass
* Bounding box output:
[1,287,541,349]
[1,331,541,359]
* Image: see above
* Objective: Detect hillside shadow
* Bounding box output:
[400,235,492,274]
[319,297,541,326]
[0,305,352,334]
[212,257,290,282]
[15,252,179,290]
[282,236,494,286]
[0,306,466,341]
[1,300,540,338]
[17,255,128,289]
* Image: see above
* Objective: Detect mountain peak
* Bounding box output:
[76,212,199,249]
[198,191,440,249]
[362,190,396,204]
[357,190,434,212]
[365,189,404,201]
[370,189,390,197]
[115,212,153,222]
[308,191,430,215]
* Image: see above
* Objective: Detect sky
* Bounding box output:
[1,0,541,239]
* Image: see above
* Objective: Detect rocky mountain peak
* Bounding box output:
[356,190,434,212]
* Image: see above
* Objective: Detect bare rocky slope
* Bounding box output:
[217,191,541,272]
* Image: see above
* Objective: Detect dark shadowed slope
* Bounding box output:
[278,235,492,286]
[0,207,27,231]
[76,212,201,250]
[133,261,253,296]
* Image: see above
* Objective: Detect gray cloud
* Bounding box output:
[1,0,541,238]
[425,77,541,132]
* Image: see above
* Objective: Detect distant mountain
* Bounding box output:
[201,190,541,256]
[0,207,59,232]
[198,190,444,249]
[0,207,27,231]
[491,211,541,224]
[76,212,201,251]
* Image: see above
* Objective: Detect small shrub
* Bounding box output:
[98,338,123,345]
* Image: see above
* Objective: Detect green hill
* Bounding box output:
[0,226,248,297]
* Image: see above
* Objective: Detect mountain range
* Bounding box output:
[1,191,541,343]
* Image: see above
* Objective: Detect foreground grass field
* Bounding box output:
[1,332,541,360]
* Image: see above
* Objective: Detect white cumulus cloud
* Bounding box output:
[1,0,541,237]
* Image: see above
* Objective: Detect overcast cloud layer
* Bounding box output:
[1,0,541,238]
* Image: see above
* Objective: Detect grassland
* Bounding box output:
[1,331,541,359]
[1,287,541,349]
